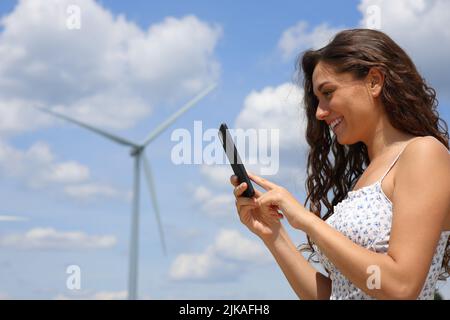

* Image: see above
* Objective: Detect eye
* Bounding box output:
[322,90,334,98]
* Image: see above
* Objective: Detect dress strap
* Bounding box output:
[379,137,422,183]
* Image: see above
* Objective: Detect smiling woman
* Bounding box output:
[299,27,449,283]
[230,28,450,300]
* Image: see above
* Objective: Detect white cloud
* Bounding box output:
[278,21,343,60]
[277,1,450,100]
[358,0,450,99]
[235,82,306,151]
[193,185,212,202]
[169,229,270,281]
[169,251,232,281]
[0,227,117,250]
[200,165,233,187]
[0,0,221,134]
[54,290,128,300]
[25,141,54,163]
[0,139,128,200]
[0,138,30,177]
[211,229,269,263]
[53,294,71,300]
[193,185,235,218]
[0,293,10,300]
[63,183,125,200]
[0,139,90,188]
[91,290,128,300]
[44,161,90,184]
[0,215,28,222]
[0,100,52,136]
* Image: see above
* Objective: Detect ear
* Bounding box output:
[366,67,384,98]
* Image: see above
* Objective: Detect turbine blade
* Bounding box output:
[35,107,139,148]
[142,153,168,256]
[141,83,217,147]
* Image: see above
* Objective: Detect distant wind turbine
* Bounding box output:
[36,83,217,300]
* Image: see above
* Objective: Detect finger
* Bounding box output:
[247,172,277,191]
[236,196,257,211]
[266,207,283,218]
[231,175,262,198]
[237,205,255,222]
[255,191,278,208]
[230,175,239,187]
[272,206,284,219]
[257,203,283,222]
[262,203,284,220]
[253,188,263,198]
[233,182,247,197]
[270,211,284,220]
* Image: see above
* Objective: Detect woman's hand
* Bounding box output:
[230,175,283,242]
[247,172,311,231]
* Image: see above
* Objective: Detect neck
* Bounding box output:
[363,115,416,163]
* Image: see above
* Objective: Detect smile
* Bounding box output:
[330,117,343,132]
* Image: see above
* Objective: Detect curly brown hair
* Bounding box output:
[296,28,449,280]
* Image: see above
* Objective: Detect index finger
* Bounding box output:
[247,172,277,190]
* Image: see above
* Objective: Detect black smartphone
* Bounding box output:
[218,123,255,198]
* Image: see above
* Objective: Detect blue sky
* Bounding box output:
[0,0,449,300]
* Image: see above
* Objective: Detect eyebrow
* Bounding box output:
[314,81,331,95]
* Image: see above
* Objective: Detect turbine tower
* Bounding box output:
[36,84,217,299]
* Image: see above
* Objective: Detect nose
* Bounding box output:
[315,103,330,121]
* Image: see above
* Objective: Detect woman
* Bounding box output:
[231,29,450,300]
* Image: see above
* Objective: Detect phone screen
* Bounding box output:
[218,123,255,198]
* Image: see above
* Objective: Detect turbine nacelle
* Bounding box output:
[130,146,144,157]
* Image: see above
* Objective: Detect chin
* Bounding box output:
[334,132,353,146]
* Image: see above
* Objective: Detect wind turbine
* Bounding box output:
[36,83,217,300]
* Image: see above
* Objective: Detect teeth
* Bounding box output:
[330,117,343,130]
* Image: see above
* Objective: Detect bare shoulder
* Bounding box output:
[394,136,450,190]
[399,136,449,166]
[394,136,450,192]
[394,135,450,226]
[395,136,449,178]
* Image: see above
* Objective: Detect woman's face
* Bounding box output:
[312,61,379,145]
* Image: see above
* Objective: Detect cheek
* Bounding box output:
[331,91,368,137]
[329,93,352,115]
[349,86,373,107]
[336,88,369,117]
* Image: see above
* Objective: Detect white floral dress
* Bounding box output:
[312,139,450,300]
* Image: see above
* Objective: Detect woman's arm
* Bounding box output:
[251,137,450,299]
[231,176,331,300]
[263,226,331,300]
